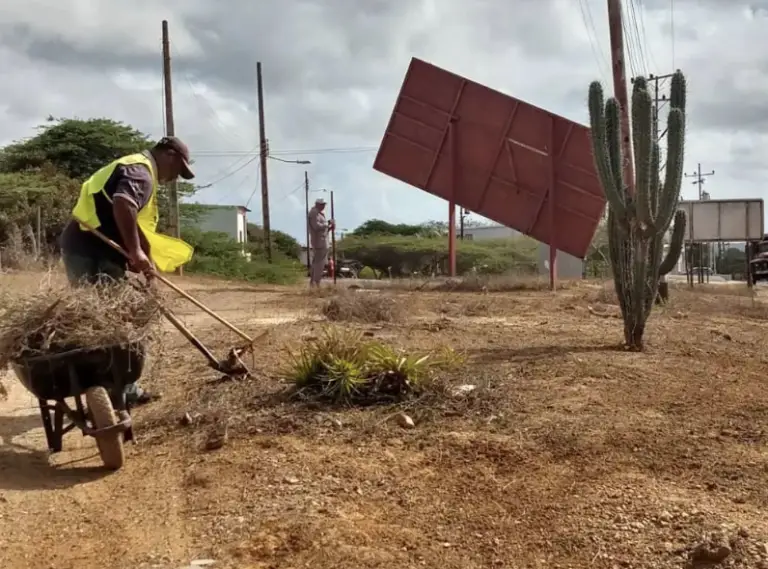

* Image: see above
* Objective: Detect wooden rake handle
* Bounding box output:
[75,219,254,344]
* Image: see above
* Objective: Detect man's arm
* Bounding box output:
[112,165,153,258]
[308,210,327,232]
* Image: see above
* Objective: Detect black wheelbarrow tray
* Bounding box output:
[10,341,148,470]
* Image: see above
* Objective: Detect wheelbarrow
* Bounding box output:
[11,341,148,470]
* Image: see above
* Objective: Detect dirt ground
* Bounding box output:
[2,271,768,569]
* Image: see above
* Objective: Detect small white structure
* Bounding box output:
[195,205,250,245]
[462,224,584,279]
[538,246,585,279]
[462,224,521,240]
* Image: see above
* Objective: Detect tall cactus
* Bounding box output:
[588,71,688,350]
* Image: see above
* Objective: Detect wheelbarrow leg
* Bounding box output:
[53,403,64,452]
[38,399,61,453]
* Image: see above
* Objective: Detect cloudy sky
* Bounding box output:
[1,0,766,244]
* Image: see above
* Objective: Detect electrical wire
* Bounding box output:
[621,9,640,78]
[183,73,248,147]
[244,166,264,209]
[192,146,378,158]
[627,0,649,75]
[578,0,611,83]
[637,0,659,72]
[670,0,676,69]
[195,154,260,189]
[272,179,307,206]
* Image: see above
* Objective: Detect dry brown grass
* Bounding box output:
[0,276,162,367]
[321,290,403,323]
[6,271,768,569]
[368,273,586,293]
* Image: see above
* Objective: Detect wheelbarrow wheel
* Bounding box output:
[85,386,125,470]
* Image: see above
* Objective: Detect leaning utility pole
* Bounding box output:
[256,61,272,262]
[162,20,182,275]
[685,163,715,200]
[607,0,634,194]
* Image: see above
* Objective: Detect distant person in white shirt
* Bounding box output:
[307,198,334,287]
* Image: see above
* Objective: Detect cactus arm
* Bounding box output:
[669,70,686,112]
[588,82,627,220]
[604,98,629,220]
[632,81,655,229]
[658,210,686,276]
[656,108,686,232]
[631,77,648,170]
[608,209,631,322]
[650,141,661,214]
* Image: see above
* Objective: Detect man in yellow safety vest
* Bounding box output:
[60,136,196,405]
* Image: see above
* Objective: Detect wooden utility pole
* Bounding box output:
[685,163,715,201]
[304,170,311,272]
[162,20,182,275]
[161,21,180,238]
[256,61,272,262]
[607,0,634,194]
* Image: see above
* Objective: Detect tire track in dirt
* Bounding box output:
[0,375,191,569]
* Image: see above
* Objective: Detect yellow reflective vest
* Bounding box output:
[71,152,194,273]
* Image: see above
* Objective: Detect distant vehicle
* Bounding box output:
[306,258,362,279]
[750,236,768,283]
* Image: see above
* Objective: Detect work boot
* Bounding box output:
[124,384,160,407]
[132,389,160,406]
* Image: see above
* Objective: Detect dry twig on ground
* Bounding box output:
[0,279,162,367]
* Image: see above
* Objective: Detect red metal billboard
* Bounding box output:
[373,58,605,259]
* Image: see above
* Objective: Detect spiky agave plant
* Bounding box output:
[587,71,688,350]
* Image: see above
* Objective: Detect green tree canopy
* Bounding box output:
[0,117,199,241]
[0,117,153,180]
[247,223,301,260]
[350,219,445,238]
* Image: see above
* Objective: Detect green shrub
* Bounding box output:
[338,234,537,278]
[182,228,303,284]
[283,327,462,404]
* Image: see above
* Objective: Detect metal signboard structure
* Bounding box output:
[676,199,764,288]
[373,57,605,288]
[677,199,764,242]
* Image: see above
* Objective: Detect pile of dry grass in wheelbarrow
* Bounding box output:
[0,279,163,368]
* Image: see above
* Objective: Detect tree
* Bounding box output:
[246,223,301,260]
[0,168,80,257]
[0,117,198,234]
[350,219,449,238]
[0,117,153,180]
[339,234,537,278]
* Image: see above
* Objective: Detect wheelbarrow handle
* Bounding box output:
[74,218,255,345]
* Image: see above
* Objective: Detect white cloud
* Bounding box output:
[0,0,765,244]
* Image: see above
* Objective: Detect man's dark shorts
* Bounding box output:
[62,251,126,286]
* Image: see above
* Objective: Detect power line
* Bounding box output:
[670,0,676,69]
[578,0,610,83]
[637,0,659,72]
[182,73,248,147]
[192,146,378,158]
[195,154,260,189]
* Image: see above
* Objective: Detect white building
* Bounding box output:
[195,205,250,245]
[463,224,584,279]
[463,225,521,240]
